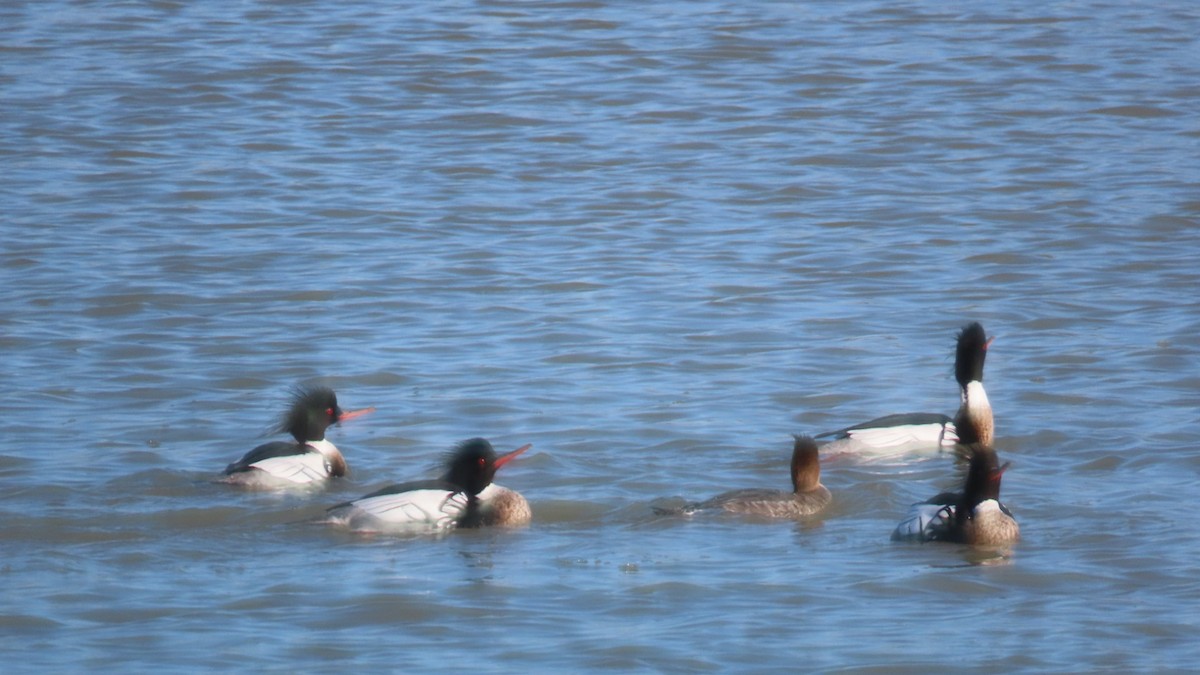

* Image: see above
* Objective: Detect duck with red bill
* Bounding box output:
[222,385,374,488]
[891,444,1019,546]
[327,438,531,534]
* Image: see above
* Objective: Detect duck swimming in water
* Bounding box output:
[221,386,373,488]
[816,322,994,455]
[659,435,831,519]
[891,444,1019,546]
[326,438,530,534]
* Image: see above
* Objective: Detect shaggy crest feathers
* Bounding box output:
[274,386,341,442]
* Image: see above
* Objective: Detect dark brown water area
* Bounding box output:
[3,1,1199,671]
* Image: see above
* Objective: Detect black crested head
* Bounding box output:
[275,386,341,443]
[954,322,990,386]
[442,437,500,496]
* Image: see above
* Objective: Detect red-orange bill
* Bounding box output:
[494,443,532,469]
[338,407,375,423]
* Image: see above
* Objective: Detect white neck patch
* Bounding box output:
[974,499,1003,516]
[963,381,990,412]
[306,438,338,458]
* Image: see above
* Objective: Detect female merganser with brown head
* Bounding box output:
[221,386,373,487]
[891,444,1019,546]
[816,322,994,454]
[661,436,831,519]
[326,438,530,533]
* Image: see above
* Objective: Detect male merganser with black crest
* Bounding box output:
[816,322,994,455]
[221,386,374,487]
[658,436,831,519]
[326,438,530,533]
[891,444,1019,546]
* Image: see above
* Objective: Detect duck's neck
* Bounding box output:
[955,381,994,446]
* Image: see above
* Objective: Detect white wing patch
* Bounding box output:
[330,490,470,533]
[845,423,952,449]
[892,503,954,542]
[250,452,331,484]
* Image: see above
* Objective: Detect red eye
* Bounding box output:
[326,408,334,418]
[478,458,486,466]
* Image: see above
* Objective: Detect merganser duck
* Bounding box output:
[659,435,831,519]
[891,444,1019,546]
[221,386,373,487]
[326,438,530,533]
[816,322,994,454]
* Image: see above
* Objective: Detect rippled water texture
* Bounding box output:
[3,1,1199,671]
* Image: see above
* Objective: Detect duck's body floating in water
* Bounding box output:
[659,435,831,519]
[326,438,530,534]
[891,444,1019,546]
[222,386,373,488]
[817,322,994,456]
